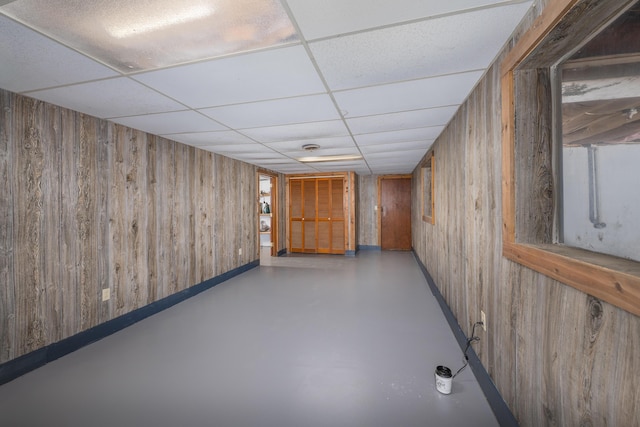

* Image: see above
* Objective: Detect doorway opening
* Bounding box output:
[258,173,277,264]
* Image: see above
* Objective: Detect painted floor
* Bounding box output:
[0,251,498,427]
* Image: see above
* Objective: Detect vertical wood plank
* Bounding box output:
[14,96,47,354]
[146,135,158,303]
[186,146,196,287]
[96,120,111,324]
[0,90,16,363]
[157,137,175,299]
[76,114,99,331]
[110,124,127,317]
[173,142,189,290]
[59,106,78,338]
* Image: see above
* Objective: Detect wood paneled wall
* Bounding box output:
[356,175,378,247]
[411,1,640,425]
[0,89,258,364]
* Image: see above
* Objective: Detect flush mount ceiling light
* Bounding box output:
[302,143,320,152]
[0,0,299,72]
[298,154,363,163]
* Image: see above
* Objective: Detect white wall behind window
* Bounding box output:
[563,144,640,262]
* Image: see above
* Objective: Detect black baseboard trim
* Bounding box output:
[356,245,381,252]
[345,250,356,257]
[277,248,287,257]
[412,251,519,427]
[0,259,260,387]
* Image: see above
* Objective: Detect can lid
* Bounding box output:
[436,365,452,378]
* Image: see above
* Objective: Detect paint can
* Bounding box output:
[435,365,453,394]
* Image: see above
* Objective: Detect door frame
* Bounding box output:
[257,170,278,257]
[377,174,412,248]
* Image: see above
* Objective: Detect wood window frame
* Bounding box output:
[421,151,435,224]
[501,0,640,317]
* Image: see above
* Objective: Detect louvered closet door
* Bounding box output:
[289,177,345,254]
[317,179,331,253]
[302,179,317,252]
[290,180,303,252]
[330,178,345,253]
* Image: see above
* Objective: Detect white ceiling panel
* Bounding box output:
[264,136,356,151]
[286,0,522,40]
[366,149,428,162]
[133,45,326,108]
[0,15,118,93]
[355,127,443,146]
[200,94,340,129]
[280,147,361,158]
[264,163,317,173]
[310,3,532,91]
[112,110,228,135]
[28,78,185,119]
[347,107,458,135]
[334,71,483,118]
[240,120,350,143]
[166,131,257,146]
[359,140,431,154]
[205,143,275,154]
[0,0,533,175]
[311,160,369,171]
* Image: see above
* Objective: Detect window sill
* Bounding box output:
[503,242,640,316]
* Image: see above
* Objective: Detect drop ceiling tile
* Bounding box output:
[284,147,361,158]
[266,163,316,173]
[365,149,428,164]
[27,78,185,119]
[310,3,532,90]
[335,71,483,117]
[240,120,350,143]
[112,111,227,135]
[208,143,274,154]
[166,131,256,146]
[264,136,356,151]
[311,160,368,171]
[287,0,522,40]
[347,107,458,134]
[133,45,325,108]
[0,15,118,93]
[200,94,340,129]
[354,127,443,146]
[359,140,431,154]
[250,157,298,164]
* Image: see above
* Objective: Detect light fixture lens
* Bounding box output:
[297,155,363,163]
[1,0,299,72]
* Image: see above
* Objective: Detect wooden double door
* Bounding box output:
[290,178,345,254]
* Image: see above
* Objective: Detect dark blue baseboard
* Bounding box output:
[412,251,519,427]
[0,259,260,386]
[356,245,381,252]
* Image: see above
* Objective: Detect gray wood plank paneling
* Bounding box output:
[0,89,258,364]
[411,1,640,425]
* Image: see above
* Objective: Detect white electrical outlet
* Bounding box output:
[102,288,110,302]
[480,310,487,331]
[238,248,242,256]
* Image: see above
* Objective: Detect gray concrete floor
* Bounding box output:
[0,251,498,427]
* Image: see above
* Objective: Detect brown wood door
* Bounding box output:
[380,177,412,250]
